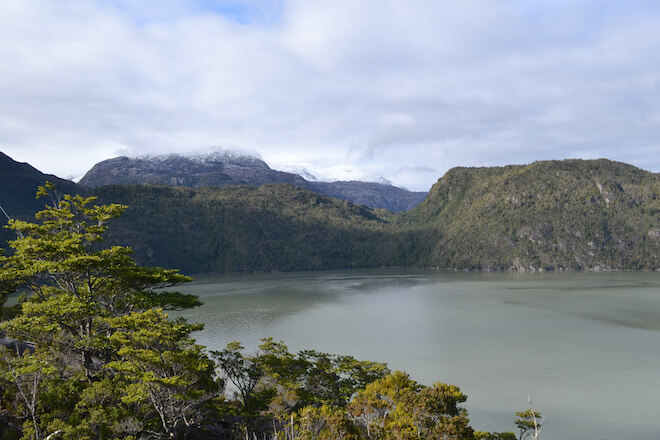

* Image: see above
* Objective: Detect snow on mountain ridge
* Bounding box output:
[127,149,395,185]
[272,162,393,186]
[134,147,268,168]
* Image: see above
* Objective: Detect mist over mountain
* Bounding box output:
[272,162,394,186]
[78,148,427,212]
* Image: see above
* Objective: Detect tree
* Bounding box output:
[213,339,390,414]
[348,371,477,440]
[107,309,219,438]
[213,341,265,413]
[0,346,59,440]
[0,183,214,439]
[515,397,542,440]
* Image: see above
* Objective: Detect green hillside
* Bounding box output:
[2,153,659,272]
[399,159,660,270]
[92,184,424,274]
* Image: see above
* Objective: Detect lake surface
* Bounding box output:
[171,269,660,440]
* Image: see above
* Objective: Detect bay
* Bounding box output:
[171,268,660,440]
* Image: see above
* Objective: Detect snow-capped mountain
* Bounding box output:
[272,162,393,186]
[78,148,427,211]
[136,147,269,169]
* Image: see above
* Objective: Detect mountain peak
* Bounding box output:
[78,148,427,211]
[135,147,269,169]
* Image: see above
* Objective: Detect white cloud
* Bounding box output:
[1,0,659,191]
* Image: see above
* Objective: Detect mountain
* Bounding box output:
[91,184,415,273]
[2,152,659,273]
[309,181,426,213]
[78,148,427,212]
[0,151,79,246]
[399,159,660,271]
[78,149,310,188]
[90,159,660,273]
[272,162,394,185]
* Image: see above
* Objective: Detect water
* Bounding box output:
[170,268,660,439]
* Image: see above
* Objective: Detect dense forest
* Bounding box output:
[1,153,659,274]
[0,185,539,439]
[92,159,660,273]
[400,159,660,270]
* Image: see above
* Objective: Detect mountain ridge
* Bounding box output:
[78,149,427,212]
[2,152,659,273]
[401,158,660,270]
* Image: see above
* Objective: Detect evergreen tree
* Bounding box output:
[0,183,216,439]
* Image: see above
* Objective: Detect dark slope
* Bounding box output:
[310,181,427,213]
[91,184,418,274]
[399,159,660,270]
[0,152,79,246]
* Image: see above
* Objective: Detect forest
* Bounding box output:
[0,185,540,439]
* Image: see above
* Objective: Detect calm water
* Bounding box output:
[170,269,660,440]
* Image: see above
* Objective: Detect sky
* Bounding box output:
[1,0,659,191]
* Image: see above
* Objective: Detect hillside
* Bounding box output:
[91,184,423,273]
[2,152,659,272]
[399,159,660,270]
[79,149,427,212]
[0,152,79,246]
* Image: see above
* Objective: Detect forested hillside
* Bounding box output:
[1,152,659,272]
[400,159,660,270]
[91,184,431,273]
[0,152,79,246]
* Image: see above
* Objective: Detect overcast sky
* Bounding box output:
[1,0,659,190]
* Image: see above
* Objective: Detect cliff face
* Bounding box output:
[400,159,660,271]
[78,150,427,212]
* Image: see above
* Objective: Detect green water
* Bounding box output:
[170,268,660,439]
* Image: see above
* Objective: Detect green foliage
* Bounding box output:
[515,407,542,440]
[474,432,517,440]
[106,309,219,437]
[213,338,390,416]
[84,159,660,274]
[347,371,476,439]
[400,159,660,271]
[0,184,536,439]
[0,183,211,439]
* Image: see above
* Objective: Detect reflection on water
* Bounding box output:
[170,269,660,440]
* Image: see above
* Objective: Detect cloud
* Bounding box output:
[1,0,659,191]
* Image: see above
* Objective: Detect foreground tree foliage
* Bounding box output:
[0,184,523,439]
[0,183,213,439]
